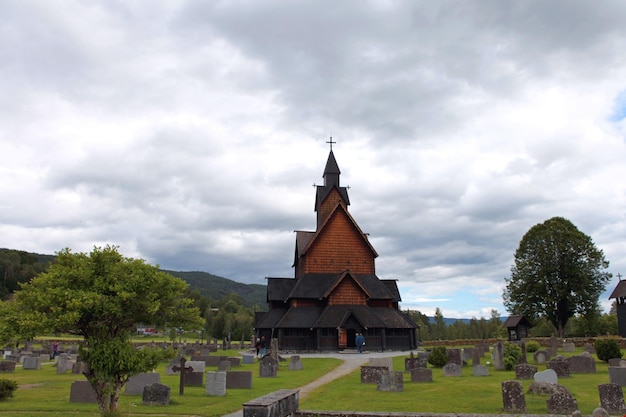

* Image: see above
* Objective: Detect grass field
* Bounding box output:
[0,348,619,416]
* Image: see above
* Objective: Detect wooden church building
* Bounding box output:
[254,148,418,351]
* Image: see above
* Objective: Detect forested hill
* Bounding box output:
[0,248,268,309]
[163,270,267,309]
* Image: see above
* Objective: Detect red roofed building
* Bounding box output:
[254,149,418,351]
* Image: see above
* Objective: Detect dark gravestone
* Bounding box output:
[227,357,241,367]
[410,367,433,382]
[142,382,170,406]
[494,341,504,370]
[515,363,537,380]
[609,358,626,367]
[0,360,16,373]
[377,369,404,392]
[443,363,462,377]
[206,371,227,396]
[519,342,527,364]
[609,367,626,386]
[473,365,489,376]
[502,380,526,412]
[471,349,481,366]
[463,347,473,362]
[585,343,596,354]
[72,361,87,374]
[218,360,231,371]
[534,350,549,364]
[125,372,160,395]
[206,356,228,367]
[361,366,387,384]
[259,355,278,377]
[404,352,419,371]
[547,386,578,414]
[226,370,253,388]
[69,380,98,403]
[417,351,430,362]
[446,348,462,366]
[569,353,596,373]
[242,355,255,365]
[599,383,626,414]
[191,355,212,366]
[548,357,571,377]
[185,372,204,387]
[172,357,195,395]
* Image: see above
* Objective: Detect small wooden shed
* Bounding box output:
[609,277,626,337]
[503,315,531,341]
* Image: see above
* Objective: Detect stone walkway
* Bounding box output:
[222,350,403,417]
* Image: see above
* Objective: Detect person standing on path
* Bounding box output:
[355,332,365,353]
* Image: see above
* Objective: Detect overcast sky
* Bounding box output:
[2,1,626,318]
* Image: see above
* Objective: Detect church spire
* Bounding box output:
[315,139,350,227]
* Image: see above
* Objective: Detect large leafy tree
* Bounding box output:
[503,217,611,337]
[0,246,202,415]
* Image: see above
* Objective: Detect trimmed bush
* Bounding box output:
[503,342,522,371]
[525,340,540,353]
[428,346,448,368]
[595,338,623,362]
[0,378,18,401]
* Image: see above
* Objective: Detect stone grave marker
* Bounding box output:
[584,343,596,354]
[599,383,626,414]
[361,366,387,384]
[547,386,578,414]
[288,355,303,370]
[206,356,228,367]
[534,368,558,385]
[473,365,489,377]
[417,351,430,362]
[72,361,87,374]
[242,354,255,365]
[443,363,462,377]
[515,363,537,380]
[534,350,549,364]
[463,347,473,362]
[369,357,392,370]
[410,367,432,382]
[69,380,98,403]
[185,371,204,387]
[206,371,227,396]
[548,357,571,377]
[227,357,241,367]
[471,349,481,366]
[2,350,12,360]
[56,354,72,374]
[186,360,206,373]
[166,355,184,375]
[404,352,419,371]
[592,407,609,417]
[609,358,626,367]
[172,357,195,395]
[259,355,278,377]
[226,370,253,388]
[446,348,462,366]
[0,360,16,373]
[142,382,170,406]
[569,353,596,373]
[562,342,576,352]
[493,341,504,371]
[609,366,626,386]
[502,380,526,412]
[519,342,527,364]
[377,369,403,392]
[191,355,212,366]
[125,372,160,395]
[23,356,41,370]
[218,360,231,371]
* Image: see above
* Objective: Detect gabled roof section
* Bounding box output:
[266,278,295,302]
[503,315,531,328]
[381,280,401,302]
[609,280,626,299]
[315,150,350,211]
[324,270,371,299]
[255,307,288,329]
[302,202,378,258]
[293,231,315,267]
[287,273,341,300]
[275,306,324,328]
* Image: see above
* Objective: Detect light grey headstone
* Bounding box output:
[443,363,462,377]
[493,341,504,371]
[125,372,160,395]
[369,357,393,370]
[592,407,609,417]
[242,355,255,365]
[534,369,558,385]
[206,371,227,396]
[185,360,206,373]
[562,342,576,352]
[377,370,404,392]
[23,356,41,370]
[534,350,549,364]
[473,365,489,376]
[288,355,303,370]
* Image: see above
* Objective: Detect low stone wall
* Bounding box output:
[243,389,299,417]
[297,412,579,417]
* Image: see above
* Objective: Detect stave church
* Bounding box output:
[254,145,418,351]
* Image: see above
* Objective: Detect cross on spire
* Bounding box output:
[618,272,623,281]
[326,136,336,151]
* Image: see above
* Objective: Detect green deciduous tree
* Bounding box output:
[0,246,202,416]
[503,217,611,338]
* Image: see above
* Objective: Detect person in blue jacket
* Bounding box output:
[355,332,365,353]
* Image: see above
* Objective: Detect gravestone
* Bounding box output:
[270,338,279,363]
[417,351,430,362]
[569,353,596,373]
[463,347,473,362]
[361,366,387,384]
[410,367,433,382]
[125,372,160,395]
[472,349,481,366]
[515,363,537,380]
[519,342,527,364]
[172,357,195,395]
[404,352,419,371]
[0,360,16,373]
[206,356,228,367]
[534,350,549,364]
[609,358,626,367]
[534,369,558,385]
[142,382,170,406]
[191,355,212,366]
[185,371,204,387]
[166,355,184,375]
[584,343,596,354]
[593,407,609,417]
[369,357,393,370]
[548,357,571,377]
[242,355,255,365]
[186,360,206,373]
[288,355,303,370]
[23,356,41,370]
[598,383,626,414]
[547,386,578,414]
[56,354,72,374]
[562,342,576,352]
[502,380,526,412]
[218,360,231,371]
[493,341,504,371]
[227,357,241,367]
[446,348,463,366]
[226,370,253,388]
[377,370,404,392]
[69,380,98,403]
[550,336,558,351]
[473,365,489,376]
[206,371,227,396]
[72,361,87,374]
[609,366,626,386]
[443,363,462,377]
[259,355,278,377]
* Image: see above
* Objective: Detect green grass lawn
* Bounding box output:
[0,348,619,416]
[300,351,612,415]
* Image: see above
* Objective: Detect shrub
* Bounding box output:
[525,340,540,353]
[503,342,522,371]
[428,346,448,368]
[595,339,623,362]
[0,379,18,401]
